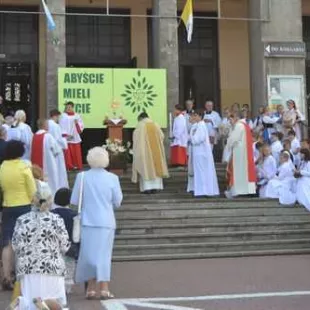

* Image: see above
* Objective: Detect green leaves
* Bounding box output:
[120,70,158,114]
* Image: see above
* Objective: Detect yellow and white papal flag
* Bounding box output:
[181,0,193,43]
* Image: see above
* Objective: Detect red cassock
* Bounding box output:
[61,111,83,171]
[31,132,46,169]
[170,146,187,166]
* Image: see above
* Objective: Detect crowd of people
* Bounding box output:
[164,98,310,210]
[0,94,309,308]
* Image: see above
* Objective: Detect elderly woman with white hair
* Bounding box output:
[14,109,33,160]
[71,147,123,300]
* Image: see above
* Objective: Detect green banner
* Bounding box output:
[58,68,167,129]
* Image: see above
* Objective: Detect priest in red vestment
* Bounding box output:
[170,104,188,166]
[59,102,84,171]
[225,113,256,198]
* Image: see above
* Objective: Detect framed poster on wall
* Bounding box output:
[267,75,305,114]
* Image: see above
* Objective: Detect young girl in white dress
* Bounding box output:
[294,148,310,211]
[256,144,277,198]
[265,151,296,206]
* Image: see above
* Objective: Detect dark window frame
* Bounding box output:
[0,6,38,62]
[66,8,132,65]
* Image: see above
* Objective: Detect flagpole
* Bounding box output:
[106,0,110,15]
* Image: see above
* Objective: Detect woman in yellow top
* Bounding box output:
[0,140,36,290]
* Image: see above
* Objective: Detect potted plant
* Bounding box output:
[102,139,132,175]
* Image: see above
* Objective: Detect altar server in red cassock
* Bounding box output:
[59,102,84,171]
[170,104,188,166]
[225,113,257,198]
[31,119,67,196]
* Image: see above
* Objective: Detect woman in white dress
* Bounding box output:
[187,111,219,197]
[295,148,310,211]
[283,100,305,141]
[14,110,33,160]
[265,151,296,205]
[256,144,277,198]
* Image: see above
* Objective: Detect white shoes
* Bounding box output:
[224,190,233,199]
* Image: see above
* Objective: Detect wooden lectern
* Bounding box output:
[103,119,127,141]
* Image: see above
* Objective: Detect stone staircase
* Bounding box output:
[69,164,310,261]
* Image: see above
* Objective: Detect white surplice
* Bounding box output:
[203,110,222,144]
[59,113,84,144]
[265,161,296,205]
[291,137,301,168]
[257,155,277,198]
[48,120,69,189]
[271,140,283,167]
[171,114,188,148]
[187,121,219,197]
[296,161,310,211]
[34,130,65,195]
[226,120,256,196]
[16,122,33,160]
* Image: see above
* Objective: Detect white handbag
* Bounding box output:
[72,172,84,243]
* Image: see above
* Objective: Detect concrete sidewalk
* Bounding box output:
[1,255,310,309]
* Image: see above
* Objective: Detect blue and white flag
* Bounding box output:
[41,0,56,31]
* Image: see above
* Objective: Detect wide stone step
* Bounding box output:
[118,199,281,210]
[112,248,310,262]
[117,214,310,225]
[114,229,310,245]
[116,220,310,235]
[116,207,307,220]
[113,238,310,256]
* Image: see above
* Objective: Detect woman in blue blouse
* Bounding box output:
[71,147,123,300]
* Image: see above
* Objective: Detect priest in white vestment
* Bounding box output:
[270,132,283,167]
[14,110,33,160]
[132,112,169,193]
[265,151,296,205]
[170,104,188,166]
[48,110,69,189]
[203,100,221,149]
[31,119,66,196]
[225,114,256,198]
[59,102,84,171]
[295,148,310,211]
[256,144,277,198]
[187,111,219,197]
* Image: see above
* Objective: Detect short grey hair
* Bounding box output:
[87,147,109,169]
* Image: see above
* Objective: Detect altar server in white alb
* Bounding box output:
[288,130,301,168]
[203,100,221,150]
[265,151,296,206]
[187,110,219,197]
[48,109,69,189]
[170,104,188,167]
[59,102,84,171]
[225,113,256,198]
[14,110,33,161]
[31,119,67,196]
[256,144,277,198]
[295,148,310,211]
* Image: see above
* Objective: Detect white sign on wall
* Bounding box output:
[267,75,305,114]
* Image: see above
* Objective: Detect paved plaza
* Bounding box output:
[1,255,310,309]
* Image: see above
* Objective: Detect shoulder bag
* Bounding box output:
[72,172,84,243]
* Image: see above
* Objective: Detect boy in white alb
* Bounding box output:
[59,102,84,171]
[170,104,188,166]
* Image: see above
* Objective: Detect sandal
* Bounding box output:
[2,278,13,291]
[86,290,97,300]
[100,290,115,300]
